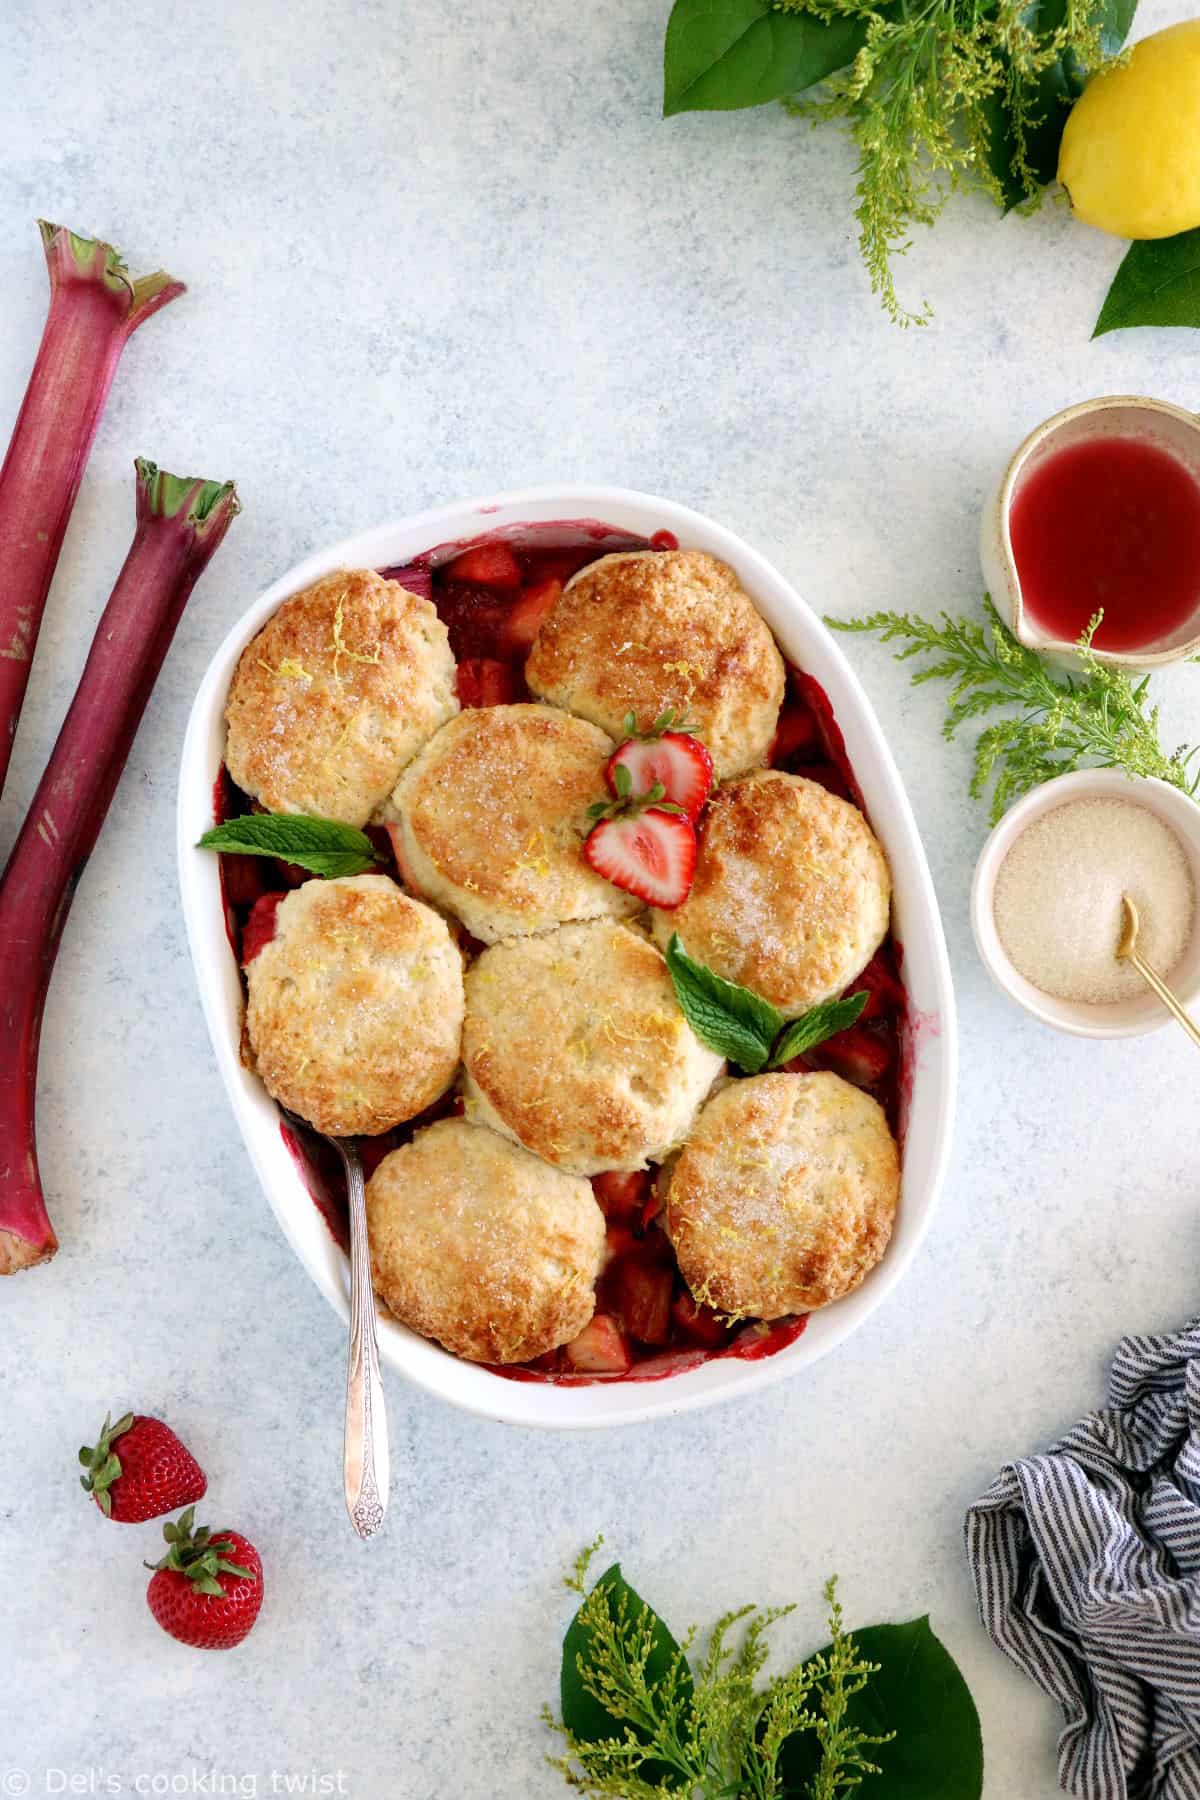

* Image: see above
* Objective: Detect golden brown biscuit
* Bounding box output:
[462,919,724,1175]
[366,1119,605,1363]
[666,1071,899,1318]
[225,568,458,827]
[651,770,890,1016]
[387,704,639,943]
[244,874,463,1136]
[525,550,785,779]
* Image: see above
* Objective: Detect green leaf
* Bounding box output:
[979,87,1029,213]
[979,0,1136,213]
[197,813,381,878]
[663,0,868,116]
[561,1562,692,1788]
[1093,0,1138,56]
[780,1616,983,1800]
[769,991,868,1066]
[1093,229,1200,336]
[665,934,783,1073]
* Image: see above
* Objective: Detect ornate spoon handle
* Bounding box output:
[337,1139,389,1537]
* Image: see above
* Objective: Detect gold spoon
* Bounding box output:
[1116,895,1200,1050]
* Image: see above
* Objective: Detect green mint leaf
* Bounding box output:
[779,1616,983,1800]
[769,992,869,1067]
[613,761,633,799]
[561,1563,692,1790]
[198,813,380,878]
[1093,229,1200,337]
[663,0,868,116]
[665,933,782,1073]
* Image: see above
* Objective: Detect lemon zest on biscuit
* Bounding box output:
[513,827,553,878]
[327,591,384,683]
[257,656,315,684]
[662,658,704,694]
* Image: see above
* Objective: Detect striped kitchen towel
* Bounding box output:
[966,1318,1200,1800]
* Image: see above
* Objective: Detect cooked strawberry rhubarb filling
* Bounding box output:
[214,522,907,1384]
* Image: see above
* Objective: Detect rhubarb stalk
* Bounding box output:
[0,222,184,795]
[0,459,239,1273]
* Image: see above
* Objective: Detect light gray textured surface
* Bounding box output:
[3,2,1200,1795]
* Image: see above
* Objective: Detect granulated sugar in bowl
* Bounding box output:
[994,797,1194,1003]
[971,768,1200,1039]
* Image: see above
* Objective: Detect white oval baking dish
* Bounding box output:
[177,485,957,1428]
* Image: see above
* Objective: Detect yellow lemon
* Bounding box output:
[1059,19,1200,238]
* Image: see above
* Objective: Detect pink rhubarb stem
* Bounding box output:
[0,222,184,796]
[0,459,239,1273]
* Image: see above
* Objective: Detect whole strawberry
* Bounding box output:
[145,1508,263,1650]
[79,1411,206,1522]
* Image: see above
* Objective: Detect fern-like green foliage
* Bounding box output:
[830,598,1200,821]
[547,1544,889,1799]
[776,0,1109,324]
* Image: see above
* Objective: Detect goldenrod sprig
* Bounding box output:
[777,0,1108,323]
[830,597,1200,819]
[548,1564,890,1799]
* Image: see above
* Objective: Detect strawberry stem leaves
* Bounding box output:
[587,772,689,823]
[147,1506,256,1595]
[78,1411,136,1515]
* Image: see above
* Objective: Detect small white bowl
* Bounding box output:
[178,484,958,1428]
[971,768,1200,1038]
[979,395,1200,670]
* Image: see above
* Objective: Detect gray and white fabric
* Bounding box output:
[966,1318,1200,1800]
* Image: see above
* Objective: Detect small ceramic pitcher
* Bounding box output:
[979,394,1200,669]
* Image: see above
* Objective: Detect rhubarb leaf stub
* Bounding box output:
[135,458,240,529]
[37,220,185,319]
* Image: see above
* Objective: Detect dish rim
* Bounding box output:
[177,482,958,1428]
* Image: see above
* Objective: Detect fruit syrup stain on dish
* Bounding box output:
[1009,435,1200,654]
[212,522,909,1384]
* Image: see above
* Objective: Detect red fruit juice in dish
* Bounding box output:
[1008,436,1200,653]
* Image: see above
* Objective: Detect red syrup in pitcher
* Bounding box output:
[1009,436,1200,653]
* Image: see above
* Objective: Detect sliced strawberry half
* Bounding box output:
[591,1170,652,1223]
[455,658,524,708]
[499,577,562,658]
[446,542,522,588]
[606,732,713,821]
[613,1258,673,1346]
[671,1290,731,1349]
[241,892,286,964]
[584,808,695,909]
[564,1314,632,1375]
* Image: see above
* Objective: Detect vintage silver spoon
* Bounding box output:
[1116,894,1200,1052]
[333,1136,389,1537]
